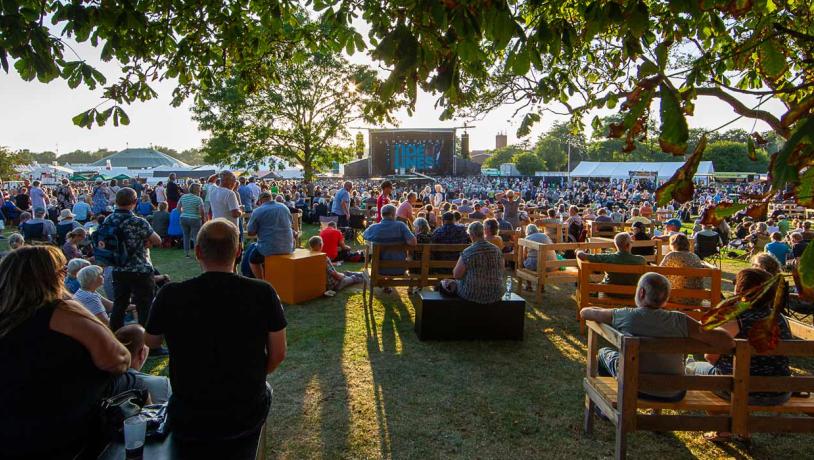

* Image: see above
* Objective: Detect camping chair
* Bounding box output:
[695,233,722,269]
[319,215,338,229]
[21,222,48,243]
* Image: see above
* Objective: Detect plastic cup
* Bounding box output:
[123,415,146,459]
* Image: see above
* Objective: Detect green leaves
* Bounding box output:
[658,83,689,155]
[799,242,814,295]
[699,202,748,226]
[757,38,786,80]
[72,106,129,129]
[517,113,541,138]
[655,134,706,206]
[770,116,814,189]
[61,61,106,89]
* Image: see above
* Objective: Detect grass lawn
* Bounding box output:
[38,223,814,459]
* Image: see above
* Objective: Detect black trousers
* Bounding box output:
[110,271,155,331]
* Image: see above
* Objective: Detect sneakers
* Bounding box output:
[324,290,337,297]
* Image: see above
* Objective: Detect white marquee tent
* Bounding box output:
[569,161,714,180]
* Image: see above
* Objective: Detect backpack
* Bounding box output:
[92,215,133,267]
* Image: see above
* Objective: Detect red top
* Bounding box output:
[376,194,390,223]
[319,227,344,260]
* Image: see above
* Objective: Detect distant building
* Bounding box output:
[496,132,508,149]
[90,148,189,169]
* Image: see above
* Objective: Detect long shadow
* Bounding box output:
[266,294,352,458]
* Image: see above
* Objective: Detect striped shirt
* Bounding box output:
[74,289,108,321]
[457,240,505,304]
[178,193,204,220]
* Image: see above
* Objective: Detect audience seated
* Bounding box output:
[659,233,709,306]
[115,325,173,404]
[441,222,506,304]
[522,224,556,271]
[630,221,656,257]
[363,204,417,276]
[576,233,647,294]
[64,258,91,294]
[751,252,781,276]
[625,207,651,226]
[765,231,791,266]
[0,246,141,459]
[74,265,113,325]
[309,236,365,294]
[483,218,504,250]
[21,207,56,242]
[580,272,733,401]
[319,221,352,261]
[413,217,433,244]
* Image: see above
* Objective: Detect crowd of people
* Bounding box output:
[0,171,810,454]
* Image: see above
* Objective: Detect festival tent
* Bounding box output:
[70,174,91,181]
[569,161,714,180]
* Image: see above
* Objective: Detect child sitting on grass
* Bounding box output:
[308,235,365,296]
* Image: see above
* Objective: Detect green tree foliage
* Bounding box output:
[192,50,406,180]
[703,141,770,173]
[482,145,526,169]
[0,147,27,180]
[512,152,545,176]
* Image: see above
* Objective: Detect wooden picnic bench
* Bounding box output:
[513,240,617,302]
[575,259,722,328]
[362,243,470,307]
[587,220,627,239]
[583,319,814,459]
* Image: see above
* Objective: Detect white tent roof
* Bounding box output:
[570,161,714,179]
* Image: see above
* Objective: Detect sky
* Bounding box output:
[0,34,788,156]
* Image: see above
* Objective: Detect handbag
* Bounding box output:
[99,388,147,440]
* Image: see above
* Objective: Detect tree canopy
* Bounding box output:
[192,50,406,180]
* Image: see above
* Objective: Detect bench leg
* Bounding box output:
[583,395,595,435]
[615,423,627,460]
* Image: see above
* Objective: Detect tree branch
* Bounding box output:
[695,87,789,138]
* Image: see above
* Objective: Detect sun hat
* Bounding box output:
[58,208,75,221]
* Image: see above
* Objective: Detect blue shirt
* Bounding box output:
[247,202,293,256]
[765,241,791,264]
[64,277,81,294]
[237,185,255,212]
[72,201,91,221]
[331,188,350,216]
[363,219,415,275]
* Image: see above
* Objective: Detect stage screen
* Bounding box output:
[370,129,455,176]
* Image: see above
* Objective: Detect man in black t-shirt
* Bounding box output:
[145,218,287,441]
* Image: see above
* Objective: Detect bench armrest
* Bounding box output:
[585,320,622,348]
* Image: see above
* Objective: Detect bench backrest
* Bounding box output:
[576,259,722,312]
[585,319,814,437]
[587,220,626,238]
[366,242,471,288]
[516,239,616,272]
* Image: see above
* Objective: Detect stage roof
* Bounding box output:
[570,161,714,179]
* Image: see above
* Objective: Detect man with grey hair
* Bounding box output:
[580,272,733,401]
[247,189,294,278]
[577,232,646,289]
[363,203,416,276]
[20,207,56,242]
[330,180,353,227]
[208,170,242,226]
[443,221,505,304]
[522,223,556,271]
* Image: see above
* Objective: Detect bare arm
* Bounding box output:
[266,329,287,374]
[687,317,735,351]
[147,232,162,247]
[51,302,130,374]
[452,256,466,279]
[230,208,242,218]
[579,307,614,324]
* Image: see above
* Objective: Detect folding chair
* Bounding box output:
[694,233,722,268]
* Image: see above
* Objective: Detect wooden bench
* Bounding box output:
[587,220,626,239]
[363,243,470,307]
[533,221,567,243]
[584,237,663,264]
[415,290,526,340]
[576,260,721,328]
[499,229,520,267]
[583,319,814,459]
[514,240,617,302]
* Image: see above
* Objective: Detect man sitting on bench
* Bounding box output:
[580,272,734,401]
[576,232,646,298]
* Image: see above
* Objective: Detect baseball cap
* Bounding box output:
[665,218,682,228]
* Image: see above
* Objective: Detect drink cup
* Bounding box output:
[123,415,146,459]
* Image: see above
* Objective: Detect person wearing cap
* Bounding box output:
[247,191,294,278]
[56,208,81,245]
[20,207,56,242]
[655,218,683,241]
[431,211,470,245]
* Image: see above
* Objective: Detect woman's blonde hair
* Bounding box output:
[0,246,68,337]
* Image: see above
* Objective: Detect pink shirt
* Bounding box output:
[396,200,413,221]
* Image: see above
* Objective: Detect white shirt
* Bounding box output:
[207,185,241,226]
[155,185,166,203]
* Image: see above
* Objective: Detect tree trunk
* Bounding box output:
[302,161,313,182]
